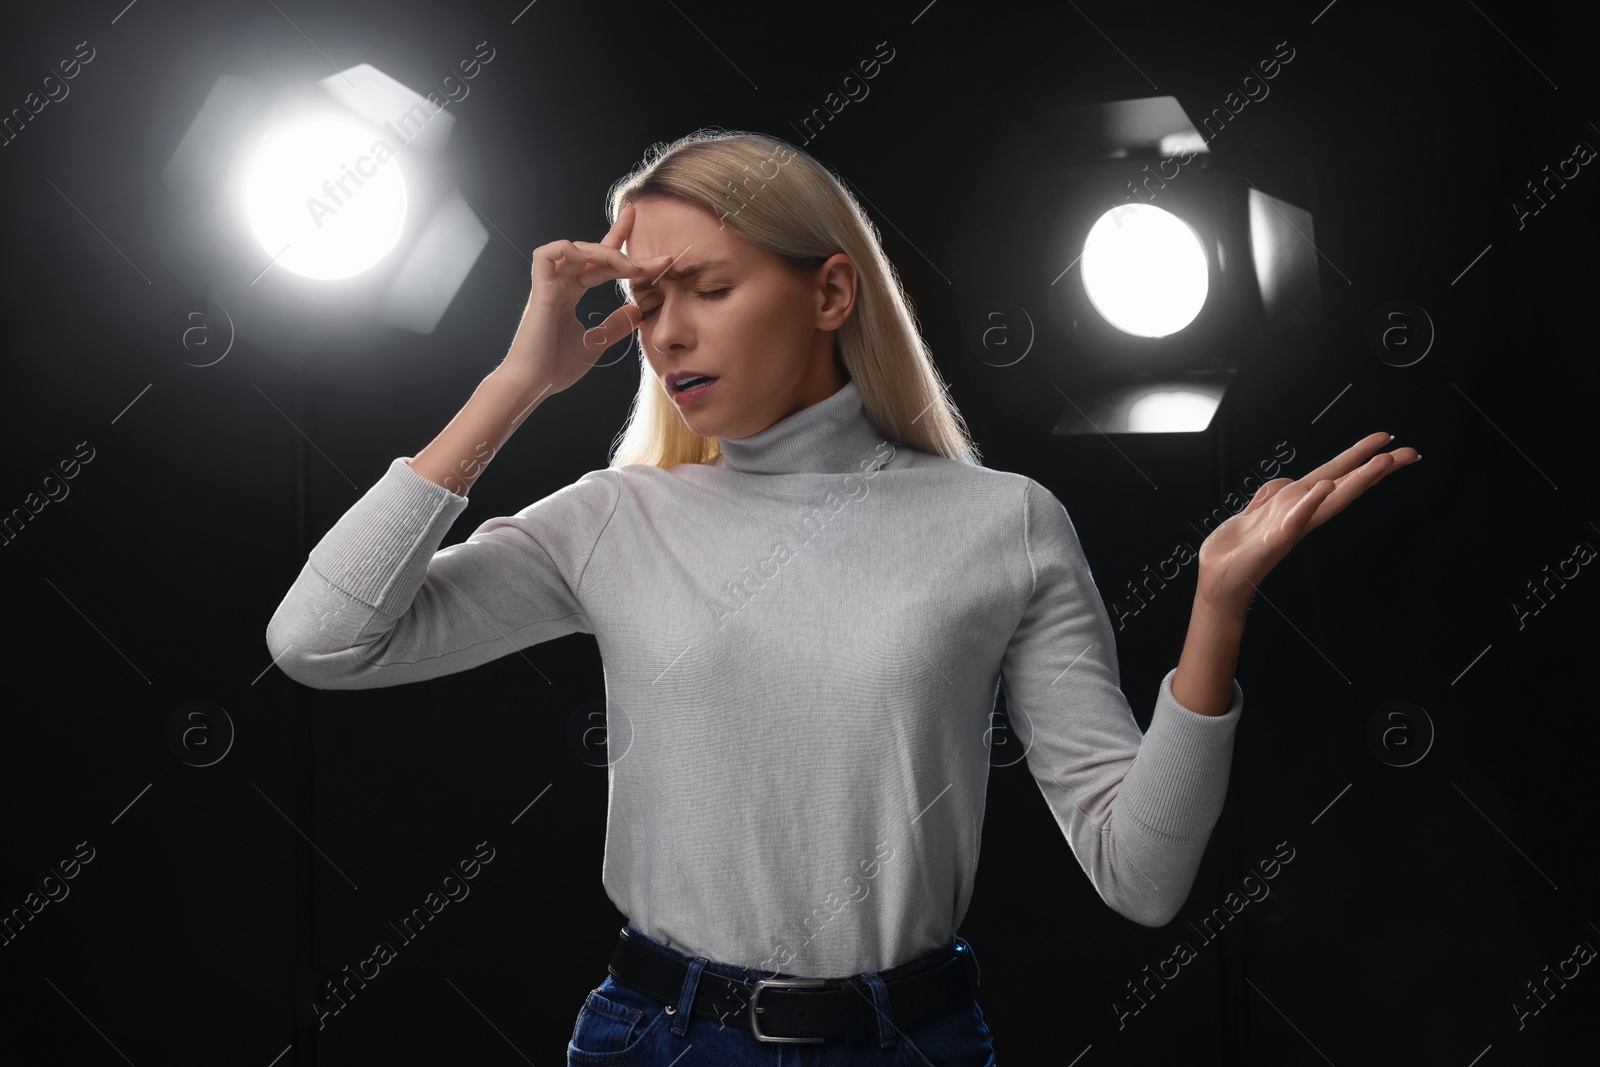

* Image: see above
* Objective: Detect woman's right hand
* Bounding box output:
[501,203,673,398]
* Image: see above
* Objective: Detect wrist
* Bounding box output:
[1192,583,1250,632]
[487,365,554,409]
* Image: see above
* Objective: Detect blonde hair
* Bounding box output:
[603,128,981,470]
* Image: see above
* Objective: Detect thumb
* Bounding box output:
[585,303,640,353]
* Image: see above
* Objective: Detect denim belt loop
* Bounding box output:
[670,956,709,1037]
[954,934,981,987]
[859,970,897,1048]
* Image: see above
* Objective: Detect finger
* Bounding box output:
[600,202,634,251]
[1385,446,1421,466]
[1289,479,1337,534]
[540,241,592,283]
[571,239,646,265]
[533,240,575,285]
[1297,432,1395,490]
[1241,477,1294,515]
[552,241,629,285]
[544,238,611,281]
[1302,476,1361,534]
[571,240,671,287]
[545,240,589,281]
[1340,448,1416,496]
[582,302,643,355]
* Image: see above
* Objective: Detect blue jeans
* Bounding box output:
[566,926,997,1066]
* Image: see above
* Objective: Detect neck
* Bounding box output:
[714,377,895,475]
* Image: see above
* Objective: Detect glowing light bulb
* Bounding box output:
[1081,204,1209,338]
[241,114,407,280]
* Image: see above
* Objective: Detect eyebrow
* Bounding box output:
[631,258,734,294]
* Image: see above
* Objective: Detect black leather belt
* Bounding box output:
[607,926,981,1043]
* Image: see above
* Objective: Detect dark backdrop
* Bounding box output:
[2,0,1596,1063]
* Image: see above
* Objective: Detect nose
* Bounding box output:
[646,295,690,354]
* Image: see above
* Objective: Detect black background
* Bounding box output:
[1,0,1596,1063]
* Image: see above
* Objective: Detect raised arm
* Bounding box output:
[264,207,666,688]
[263,448,620,690]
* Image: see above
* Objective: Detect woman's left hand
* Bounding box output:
[1196,432,1422,614]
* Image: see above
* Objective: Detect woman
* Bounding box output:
[266,129,1418,1065]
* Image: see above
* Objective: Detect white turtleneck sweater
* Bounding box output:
[265,377,1243,977]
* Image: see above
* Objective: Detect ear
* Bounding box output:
[816,253,857,330]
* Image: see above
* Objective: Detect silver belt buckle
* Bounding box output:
[747,977,827,1043]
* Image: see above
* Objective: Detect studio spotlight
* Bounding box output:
[1045,96,1320,435]
[958,95,1321,435]
[163,62,491,355]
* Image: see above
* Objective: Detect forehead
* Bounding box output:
[623,197,744,263]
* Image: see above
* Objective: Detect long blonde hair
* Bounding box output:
[603,128,981,470]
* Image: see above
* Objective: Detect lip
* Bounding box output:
[665,370,719,391]
[672,377,717,405]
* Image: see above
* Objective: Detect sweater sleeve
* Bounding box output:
[264,457,620,690]
[999,477,1243,927]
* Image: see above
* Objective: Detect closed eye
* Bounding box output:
[638,288,731,321]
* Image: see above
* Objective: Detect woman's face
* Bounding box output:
[623,195,856,440]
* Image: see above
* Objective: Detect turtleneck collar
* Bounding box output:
[712,377,892,475]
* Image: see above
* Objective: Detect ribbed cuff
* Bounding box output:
[1116,667,1243,839]
[307,456,471,614]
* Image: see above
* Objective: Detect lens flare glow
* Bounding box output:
[1081,204,1209,338]
[241,115,407,280]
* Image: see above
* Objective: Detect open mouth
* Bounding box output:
[672,374,718,393]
